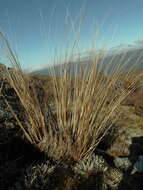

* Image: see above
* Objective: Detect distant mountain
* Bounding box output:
[30,47,143,76]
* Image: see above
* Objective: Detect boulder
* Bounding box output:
[132,155,143,174]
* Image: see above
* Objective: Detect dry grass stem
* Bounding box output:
[0,32,142,163]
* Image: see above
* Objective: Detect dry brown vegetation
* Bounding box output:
[0,31,142,167]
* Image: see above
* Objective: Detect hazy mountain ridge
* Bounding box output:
[30,47,143,75]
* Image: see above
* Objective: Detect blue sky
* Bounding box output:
[0,0,143,70]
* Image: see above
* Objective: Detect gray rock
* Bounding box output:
[132,155,143,174]
[129,143,143,156]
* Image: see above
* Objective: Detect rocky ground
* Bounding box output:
[0,65,143,190]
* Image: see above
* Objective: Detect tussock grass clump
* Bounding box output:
[0,32,142,164]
